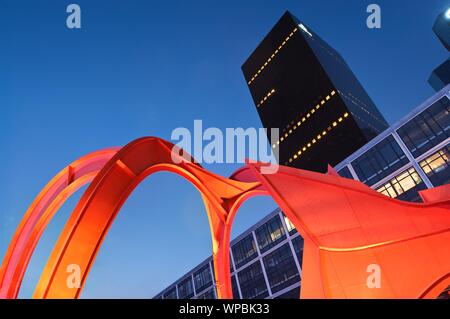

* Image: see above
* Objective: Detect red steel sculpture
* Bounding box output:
[0,137,449,299]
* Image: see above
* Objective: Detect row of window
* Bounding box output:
[351,135,409,186]
[339,144,449,202]
[160,262,213,299]
[419,145,450,186]
[273,89,337,149]
[235,241,302,299]
[158,213,304,299]
[375,167,425,202]
[286,111,350,165]
[397,96,450,158]
[231,214,290,271]
[256,88,276,108]
[247,27,298,85]
[348,96,449,187]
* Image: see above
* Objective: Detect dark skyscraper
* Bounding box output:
[242,11,388,172]
[428,9,450,92]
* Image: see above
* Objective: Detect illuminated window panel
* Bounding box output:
[419,145,450,186]
[376,167,423,201]
[283,215,297,234]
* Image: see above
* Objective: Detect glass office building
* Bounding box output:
[154,209,303,299]
[335,85,450,203]
[154,85,450,300]
[241,11,388,173]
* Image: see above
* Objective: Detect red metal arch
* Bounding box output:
[31,137,262,299]
[1,136,449,299]
[0,148,119,299]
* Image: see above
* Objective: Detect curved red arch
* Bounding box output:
[0,148,119,299]
[32,137,261,298]
[1,136,449,299]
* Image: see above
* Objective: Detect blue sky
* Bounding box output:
[0,0,448,298]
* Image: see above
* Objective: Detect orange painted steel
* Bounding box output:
[32,137,262,299]
[232,164,450,298]
[0,148,119,299]
[1,136,449,299]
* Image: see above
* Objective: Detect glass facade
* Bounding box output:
[419,144,450,186]
[155,209,304,300]
[376,167,427,202]
[231,234,258,269]
[242,11,388,173]
[291,236,304,267]
[397,97,450,157]
[263,243,300,293]
[231,275,240,299]
[255,215,286,253]
[177,277,194,299]
[193,264,212,294]
[162,287,177,299]
[237,261,269,299]
[274,286,300,299]
[337,166,353,179]
[196,287,215,299]
[351,135,409,186]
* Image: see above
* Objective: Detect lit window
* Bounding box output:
[419,146,450,186]
[286,111,349,164]
[376,167,423,200]
[284,215,296,233]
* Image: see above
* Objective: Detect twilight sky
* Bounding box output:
[0,0,448,298]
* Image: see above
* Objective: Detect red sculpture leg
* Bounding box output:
[0,148,118,299]
[32,137,260,299]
